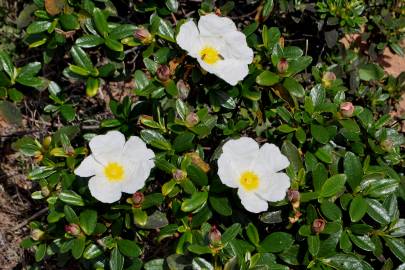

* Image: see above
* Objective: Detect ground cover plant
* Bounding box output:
[0,0,405,269]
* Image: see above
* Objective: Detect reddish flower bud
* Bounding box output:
[277,58,289,73]
[132,192,144,207]
[176,80,190,100]
[340,102,354,118]
[312,219,326,234]
[186,112,199,127]
[172,169,187,182]
[156,64,171,82]
[287,189,300,209]
[134,27,152,44]
[65,223,81,236]
[208,225,222,244]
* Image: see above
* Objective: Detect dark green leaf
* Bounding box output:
[79,209,97,235]
[259,232,294,253]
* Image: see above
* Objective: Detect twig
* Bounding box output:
[13,207,49,231]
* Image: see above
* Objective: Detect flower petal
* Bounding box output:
[199,58,249,86]
[74,155,101,177]
[89,131,126,164]
[176,20,201,57]
[238,189,268,213]
[223,31,254,63]
[257,172,290,202]
[122,136,155,162]
[88,176,122,203]
[255,143,290,172]
[198,14,237,36]
[217,153,240,188]
[121,160,155,193]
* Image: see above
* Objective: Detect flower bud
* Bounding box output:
[177,80,190,100]
[186,112,199,127]
[277,58,289,73]
[380,139,394,152]
[340,102,354,118]
[287,189,300,209]
[65,223,81,236]
[208,225,222,244]
[42,136,52,148]
[134,27,152,44]
[156,64,171,82]
[322,71,336,88]
[132,192,144,207]
[31,229,45,241]
[312,219,326,234]
[41,186,50,197]
[173,169,187,182]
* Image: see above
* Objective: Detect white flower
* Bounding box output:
[176,13,253,86]
[217,137,291,213]
[74,131,155,203]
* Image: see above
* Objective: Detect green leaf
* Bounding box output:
[59,14,79,30]
[365,179,399,198]
[173,132,195,152]
[320,201,342,221]
[60,104,75,121]
[259,232,294,253]
[262,0,274,17]
[181,192,208,212]
[344,152,363,190]
[79,209,98,235]
[86,77,100,97]
[222,223,241,244]
[140,129,172,150]
[134,70,150,90]
[256,70,280,86]
[72,237,86,259]
[35,243,47,262]
[320,174,346,198]
[186,164,208,187]
[151,15,175,42]
[117,239,141,258]
[246,223,260,246]
[366,198,391,225]
[18,62,41,78]
[109,24,137,40]
[105,38,124,52]
[75,35,105,48]
[27,21,51,34]
[348,233,375,252]
[349,196,368,222]
[59,190,84,206]
[16,75,44,89]
[64,205,79,223]
[209,196,232,216]
[283,77,304,98]
[359,64,384,81]
[110,247,125,270]
[83,243,103,260]
[281,140,303,173]
[93,7,109,37]
[384,237,405,262]
[71,46,94,71]
[165,0,179,12]
[311,124,330,144]
[308,235,320,256]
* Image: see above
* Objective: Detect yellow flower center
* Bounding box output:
[104,162,125,182]
[239,171,260,191]
[199,46,222,65]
